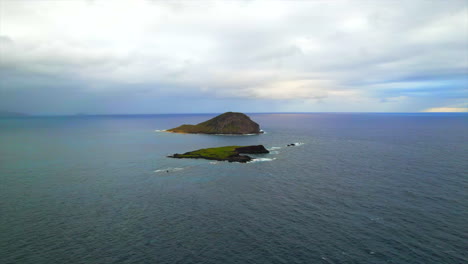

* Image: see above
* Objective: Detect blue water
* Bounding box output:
[0,113,467,264]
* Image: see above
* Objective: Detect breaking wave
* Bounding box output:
[289,142,304,146]
[268,146,282,150]
[213,133,260,136]
[249,157,276,163]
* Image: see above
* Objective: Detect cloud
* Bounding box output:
[0,0,467,113]
[423,107,468,113]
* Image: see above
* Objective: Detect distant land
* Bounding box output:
[167,112,263,134]
[0,111,29,117]
[2,112,467,118]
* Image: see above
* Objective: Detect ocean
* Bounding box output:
[0,113,466,264]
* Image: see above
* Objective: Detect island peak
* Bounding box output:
[167,112,262,134]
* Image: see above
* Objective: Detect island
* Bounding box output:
[168,145,269,163]
[167,112,263,134]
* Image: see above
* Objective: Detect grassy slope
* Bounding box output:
[168,124,240,134]
[167,124,215,133]
[167,122,239,134]
[175,146,243,159]
[167,112,247,134]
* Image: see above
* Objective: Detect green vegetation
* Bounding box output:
[174,146,243,160]
[169,145,269,163]
[168,124,241,134]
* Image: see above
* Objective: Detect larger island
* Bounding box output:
[167,112,262,134]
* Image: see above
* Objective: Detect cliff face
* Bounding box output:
[167,112,262,134]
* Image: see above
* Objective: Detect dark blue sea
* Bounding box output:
[1,113,467,264]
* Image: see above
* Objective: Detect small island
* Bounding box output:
[167,112,262,134]
[169,145,269,163]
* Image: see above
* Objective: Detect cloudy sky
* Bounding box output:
[0,0,467,114]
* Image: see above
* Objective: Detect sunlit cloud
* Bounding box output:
[423,107,468,113]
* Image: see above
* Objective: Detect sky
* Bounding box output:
[0,0,467,114]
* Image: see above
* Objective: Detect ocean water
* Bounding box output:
[0,113,467,264]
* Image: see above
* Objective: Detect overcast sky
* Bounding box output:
[0,0,467,114]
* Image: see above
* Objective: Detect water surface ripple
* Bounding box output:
[0,113,467,263]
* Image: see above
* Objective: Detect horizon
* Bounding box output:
[1,0,467,114]
[3,111,468,117]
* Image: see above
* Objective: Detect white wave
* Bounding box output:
[209,161,219,164]
[268,146,282,150]
[154,167,184,173]
[249,157,276,163]
[212,133,259,136]
[155,130,264,135]
[287,142,305,146]
[269,151,279,155]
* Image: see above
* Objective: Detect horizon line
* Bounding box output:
[3,111,468,117]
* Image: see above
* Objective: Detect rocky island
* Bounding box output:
[169,145,269,163]
[167,112,262,134]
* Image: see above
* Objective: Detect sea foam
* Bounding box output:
[268,146,282,150]
[249,157,276,163]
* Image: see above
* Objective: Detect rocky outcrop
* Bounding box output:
[167,112,262,134]
[234,145,269,154]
